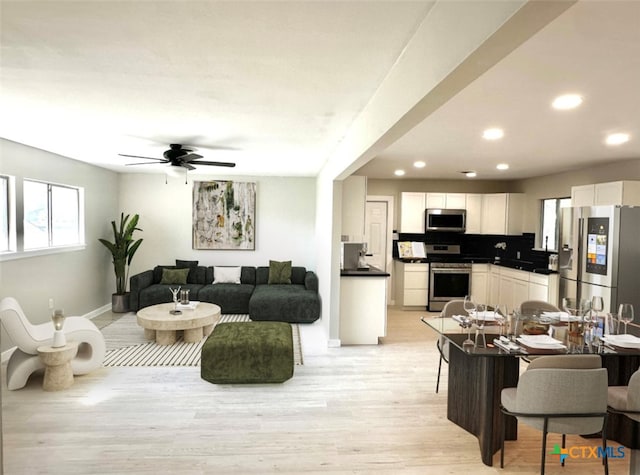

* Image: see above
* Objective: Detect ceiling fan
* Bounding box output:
[119,144,235,170]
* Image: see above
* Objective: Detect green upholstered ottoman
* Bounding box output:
[201,322,294,384]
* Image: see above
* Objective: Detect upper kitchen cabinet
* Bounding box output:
[400,192,426,233]
[465,194,483,234]
[426,192,466,209]
[342,175,367,240]
[571,181,640,207]
[481,193,524,235]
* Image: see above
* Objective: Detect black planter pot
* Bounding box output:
[112,293,130,313]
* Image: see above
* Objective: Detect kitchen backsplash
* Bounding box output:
[393,232,554,270]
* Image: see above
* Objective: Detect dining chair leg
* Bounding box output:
[602,417,609,475]
[500,411,505,468]
[436,354,442,393]
[562,434,566,467]
[541,418,549,475]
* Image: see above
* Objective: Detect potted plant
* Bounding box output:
[99,213,143,312]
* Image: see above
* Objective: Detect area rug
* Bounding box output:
[102,314,303,367]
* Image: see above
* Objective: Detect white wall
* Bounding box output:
[118,173,317,277]
[0,139,119,351]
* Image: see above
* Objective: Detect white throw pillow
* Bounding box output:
[213,266,242,284]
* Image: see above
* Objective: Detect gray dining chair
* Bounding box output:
[608,369,640,474]
[435,299,465,393]
[519,299,561,315]
[500,355,609,475]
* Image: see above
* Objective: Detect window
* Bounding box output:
[540,197,571,251]
[1,175,10,252]
[23,179,83,250]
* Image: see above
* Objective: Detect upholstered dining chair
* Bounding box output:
[500,354,609,475]
[607,368,640,474]
[0,296,106,390]
[519,299,562,315]
[435,299,466,393]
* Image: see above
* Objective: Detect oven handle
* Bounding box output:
[430,268,472,274]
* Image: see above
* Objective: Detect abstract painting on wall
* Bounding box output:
[192,180,256,250]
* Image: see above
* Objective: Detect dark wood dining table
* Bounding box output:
[422,316,640,467]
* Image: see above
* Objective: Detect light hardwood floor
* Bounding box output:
[1,307,629,474]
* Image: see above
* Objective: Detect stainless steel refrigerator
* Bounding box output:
[558,205,640,313]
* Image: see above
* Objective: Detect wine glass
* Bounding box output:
[591,296,604,315]
[619,303,634,334]
[475,303,487,348]
[462,295,476,348]
[493,304,507,337]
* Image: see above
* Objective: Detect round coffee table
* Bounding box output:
[136,302,221,345]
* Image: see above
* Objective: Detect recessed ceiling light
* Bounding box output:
[496,163,509,170]
[394,169,405,176]
[605,132,630,146]
[482,128,504,141]
[413,161,426,168]
[552,94,583,110]
[462,171,476,178]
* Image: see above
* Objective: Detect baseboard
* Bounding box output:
[328,339,341,348]
[1,303,111,364]
[85,303,112,320]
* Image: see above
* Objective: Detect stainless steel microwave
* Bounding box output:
[425,208,466,232]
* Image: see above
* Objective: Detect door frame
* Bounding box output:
[366,194,394,304]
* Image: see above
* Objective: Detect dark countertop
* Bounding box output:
[394,257,557,275]
[341,265,390,277]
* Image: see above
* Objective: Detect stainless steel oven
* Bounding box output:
[428,262,472,312]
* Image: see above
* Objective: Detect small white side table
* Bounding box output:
[37,342,79,391]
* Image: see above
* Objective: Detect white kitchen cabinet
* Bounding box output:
[465,194,483,234]
[481,193,524,235]
[471,264,488,303]
[489,268,500,305]
[395,261,428,308]
[340,275,387,345]
[400,192,426,233]
[341,175,367,240]
[571,181,640,207]
[426,192,466,209]
[489,265,559,311]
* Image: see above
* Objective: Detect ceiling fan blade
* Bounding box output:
[182,163,196,171]
[118,154,161,160]
[180,153,204,162]
[125,160,168,166]
[190,160,236,168]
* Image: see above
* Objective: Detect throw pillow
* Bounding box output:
[160,267,190,285]
[268,260,292,284]
[213,266,242,284]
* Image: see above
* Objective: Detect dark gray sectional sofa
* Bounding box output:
[129,264,320,324]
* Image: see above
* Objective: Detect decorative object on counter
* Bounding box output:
[98,213,143,313]
[192,180,256,250]
[180,289,190,305]
[51,309,67,348]
[169,286,182,315]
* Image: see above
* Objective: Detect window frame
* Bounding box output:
[0,174,16,254]
[539,197,571,251]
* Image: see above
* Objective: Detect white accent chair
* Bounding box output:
[0,297,106,390]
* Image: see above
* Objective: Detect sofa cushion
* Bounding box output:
[175,260,203,284]
[160,267,190,285]
[268,260,292,284]
[249,284,320,323]
[198,283,254,314]
[213,266,242,284]
[257,266,306,285]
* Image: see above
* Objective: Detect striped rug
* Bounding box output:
[103,314,303,367]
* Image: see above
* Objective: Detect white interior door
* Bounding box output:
[365,201,388,271]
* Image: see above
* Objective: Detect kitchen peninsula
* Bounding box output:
[339,266,390,345]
